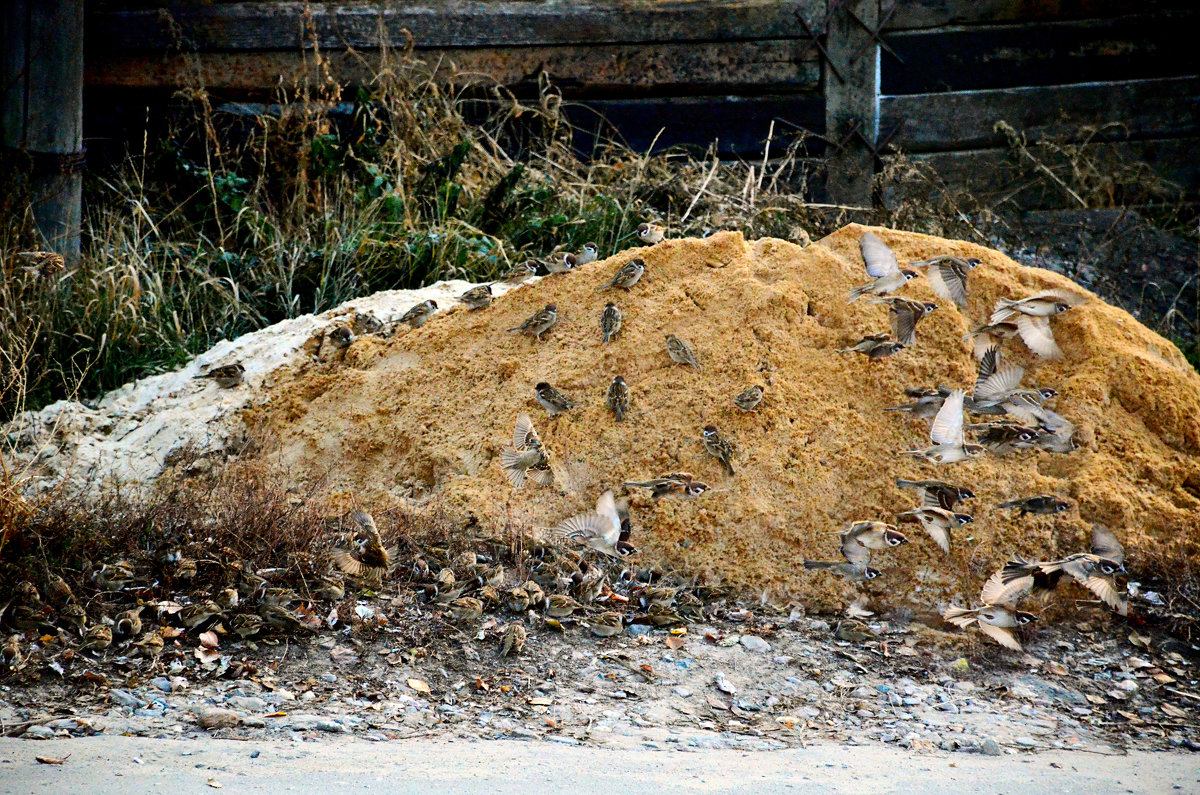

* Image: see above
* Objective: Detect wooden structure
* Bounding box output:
[12,0,1200,222]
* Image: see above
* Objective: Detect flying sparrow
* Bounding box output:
[988,290,1082,359]
[966,422,1042,455]
[500,413,554,488]
[985,526,1127,614]
[459,284,493,310]
[837,334,905,359]
[942,604,1036,651]
[969,346,1055,413]
[847,232,919,302]
[896,506,972,554]
[499,621,526,656]
[636,223,665,245]
[702,424,736,476]
[333,509,394,583]
[623,472,709,500]
[16,250,65,277]
[666,334,701,369]
[900,390,985,464]
[545,252,577,274]
[606,375,630,422]
[586,611,625,637]
[884,388,946,419]
[576,242,600,266]
[803,551,881,581]
[400,299,438,328]
[194,363,245,389]
[908,255,980,310]
[998,495,1071,517]
[733,385,764,413]
[838,521,909,558]
[600,301,623,343]
[507,304,558,340]
[535,381,576,417]
[870,296,938,347]
[553,491,627,558]
[965,320,1021,361]
[596,258,646,291]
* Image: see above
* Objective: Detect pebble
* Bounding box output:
[316,719,347,733]
[673,687,692,698]
[1015,736,1038,748]
[547,736,580,745]
[110,689,143,709]
[227,696,267,712]
[1117,679,1139,692]
[151,677,174,692]
[320,673,338,683]
[740,635,771,653]
[23,725,54,740]
[197,708,240,730]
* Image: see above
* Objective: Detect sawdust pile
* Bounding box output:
[251,224,1200,610]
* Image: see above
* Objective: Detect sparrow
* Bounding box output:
[576,242,600,266]
[326,325,355,352]
[256,586,300,607]
[837,334,905,359]
[803,556,881,582]
[5,604,49,631]
[507,304,558,340]
[989,526,1127,615]
[733,385,764,412]
[966,422,1042,455]
[114,608,143,639]
[505,586,531,613]
[521,580,546,606]
[838,521,909,558]
[665,334,701,369]
[942,604,1037,651]
[172,557,198,582]
[553,491,626,558]
[835,619,878,642]
[644,604,685,628]
[847,232,919,302]
[352,312,384,335]
[499,621,526,656]
[616,503,639,557]
[637,586,677,608]
[93,560,136,590]
[400,299,438,328]
[596,258,646,291]
[845,594,874,619]
[885,388,946,419]
[908,255,980,310]
[133,631,164,663]
[543,594,584,618]
[45,574,74,607]
[16,250,65,277]
[230,613,267,638]
[988,290,1082,359]
[258,604,310,632]
[14,581,42,606]
[313,576,345,602]
[896,507,972,554]
[870,296,938,347]
[500,414,554,488]
[600,302,623,343]
[178,600,223,630]
[965,320,1020,361]
[999,396,1077,454]
[448,596,484,622]
[900,390,985,464]
[216,587,240,610]
[535,381,576,417]
[333,510,394,582]
[969,347,1056,413]
[623,472,709,500]
[586,612,625,637]
[459,284,493,310]
[60,603,87,633]
[500,260,539,284]
[702,425,736,476]
[545,252,577,274]
[1,636,22,669]
[636,223,665,244]
[81,624,113,652]
[606,375,630,422]
[194,363,245,389]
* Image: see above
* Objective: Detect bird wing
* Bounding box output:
[1016,314,1062,358]
[927,262,968,309]
[554,511,615,548]
[941,606,978,628]
[513,413,539,450]
[977,620,1023,651]
[975,364,1026,403]
[594,491,622,546]
[921,519,952,554]
[527,463,555,487]
[860,232,899,278]
[889,302,918,347]
[1090,525,1126,565]
[1083,575,1128,615]
[980,568,1031,606]
[930,390,965,446]
[974,345,1000,389]
[839,533,872,567]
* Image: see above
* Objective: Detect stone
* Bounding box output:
[980,738,1002,756]
[110,689,142,709]
[227,696,268,713]
[197,708,240,730]
[23,725,54,740]
[739,635,771,653]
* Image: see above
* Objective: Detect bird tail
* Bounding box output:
[499,450,528,488]
[941,605,978,628]
[996,499,1023,510]
[898,449,924,459]
[836,347,853,354]
[894,478,919,489]
[1000,557,1042,578]
[883,404,913,412]
[802,560,833,571]
[595,284,611,293]
[846,284,870,303]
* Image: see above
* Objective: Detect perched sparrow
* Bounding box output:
[93,560,136,590]
[596,258,646,291]
[838,333,904,359]
[885,388,946,419]
[16,250,65,277]
[258,604,310,632]
[894,481,975,512]
[586,611,625,637]
[554,491,626,558]
[847,232,919,302]
[665,334,701,369]
[400,299,438,328]
[352,312,384,335]
[623,472,708,500]
[733,385,764,413]
[256,586,300,607]
[521,580,546,606]
[942,604,1036,651]
[178,600,223,630]
[900,390,985,464]
[1,636,21,669]
[636,223,665,245]
[988,290,1082,359]
[896,506,972,554]
[989,526,1127,615]
[967,422,1042,455]
[908,255,980,310]
[500,260,539,284]
[638,586,677,608]
[965,320,1021,361]
[838,521,908,558]
[172,557,198,582]
[576,242,600,266]
[459,284,493,310]
[644,604,685,627]
[535,381,576,417]
[869,296,938,347]
[60,603,87,633]
[230,613,267,638]
[114,608,143,639]
[216,587,240,610]
[543,594,584,618]
[311,575,344,602]
[81,624,113,652]
[701,425,736,476]
[14,581,42,605]
[45,574,74,607]
[327,325,355,349]
[606,376,630,422]
[506,586,531,614]
[6,604,49,631]
[545,252,577,274]
[448,596,484,622]
[194,363,245,389]
[600,302,623,343]
[507,304,558,340]
[501,414,554,488]
[835,619,878,642]
[133,631,164,663]
[333,510,393,582]
[499,621,526,656]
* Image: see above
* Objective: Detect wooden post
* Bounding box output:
[1,0,85,258]
[823,0,879,206]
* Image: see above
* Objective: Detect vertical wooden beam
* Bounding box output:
[1,0,85,257]
[823,0,879,206]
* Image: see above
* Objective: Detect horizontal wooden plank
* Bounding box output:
[882,12,1197,94]
[882,77,1200,152]
[84,40,819,95]
[895,137,1200,208]
[886,0,1196,30]
[85,1,823,51]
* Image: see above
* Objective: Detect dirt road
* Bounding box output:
[1,736,1193,794]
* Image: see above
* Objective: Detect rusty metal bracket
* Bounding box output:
[847,1,903,63]
[793,2,845,84]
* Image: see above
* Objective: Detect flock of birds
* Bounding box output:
[4,225,1131,668]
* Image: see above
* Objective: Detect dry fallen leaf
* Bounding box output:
[1128,631,1152,649]
[330,646,359,666]
[35,755,68,765]
[199,631,219,650]
[407,678,432,695]
[207,779,223,789]
[1161,702,1187,719]
[194,647,221,665]
[1047,662,1068,676]
[160,626,184,640]
[665,636,685,650]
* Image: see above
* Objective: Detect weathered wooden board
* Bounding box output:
[882,13,1197,94]
[822,0,879,205]
[885,0,1195,30]
[85,0,825,51]
[882,77,1200,152]
[84,40,820,95]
